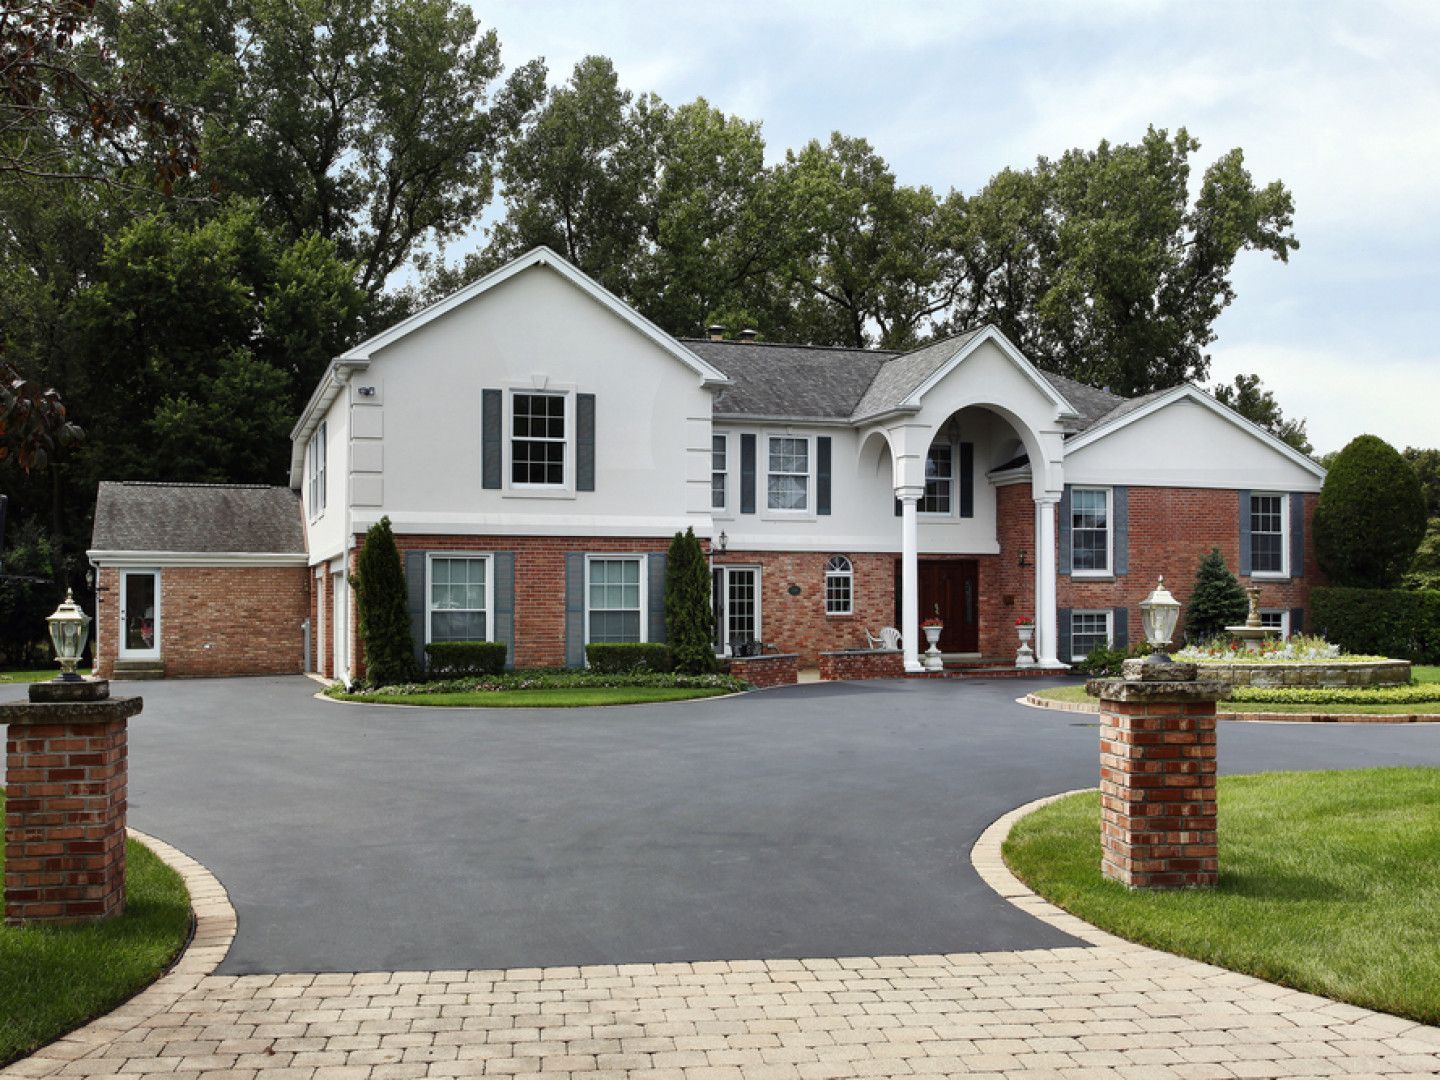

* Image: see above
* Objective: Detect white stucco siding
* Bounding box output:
[1063,398,1323,491]
[304,397,349,564]
[350,263,714,535]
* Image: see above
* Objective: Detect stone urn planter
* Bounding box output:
[1015,621,1035,668]
[921,621,944,672]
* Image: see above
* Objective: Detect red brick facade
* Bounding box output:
[4,714,130,922]
[818,649,904,680]
[726,653,800,688]
[94,565,309,678]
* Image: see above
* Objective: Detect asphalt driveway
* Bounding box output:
[18,675,1438,974]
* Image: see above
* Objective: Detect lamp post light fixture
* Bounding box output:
[1138,576,1181,662]
[47,588,92,681]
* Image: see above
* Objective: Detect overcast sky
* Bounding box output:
[475,0,1439,455]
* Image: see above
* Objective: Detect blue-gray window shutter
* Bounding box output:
[481,389,503,490]
[894,497,902,517]
[740,434,757,514]
[1290,607,1304,634]
[564,553,586,667]
[1289,492,1304,578]
[817,437,832,516]
[1112,607,1128,649]
[1238,489,1253,576]
[405,550,427,667]
[1058,487,1072,576]
[959,442,974,518]
[648,553,667,642]
[576,393,596,492]
[493,552,515,669]
[1113,485,1129,576]
[1057,608,1072,663]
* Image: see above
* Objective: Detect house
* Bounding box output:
[87,246,1325,681]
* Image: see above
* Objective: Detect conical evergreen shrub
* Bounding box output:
[351,516,416,687]
[1315,434,1427,588]
[665,527,718,673]
[1185,548,1249,642]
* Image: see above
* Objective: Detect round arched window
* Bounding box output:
[824,555,853,615]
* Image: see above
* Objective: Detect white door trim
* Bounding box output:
[118,568,162,661]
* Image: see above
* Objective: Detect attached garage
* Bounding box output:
[88,482,310,679]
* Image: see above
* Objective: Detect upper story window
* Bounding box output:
[512,393,565,486]
[1071,487,1112,575]
[307,422,327,518]
[1250,493,1288,576]
[920,442,954,514]
[824,555,853,615]
[767,436,809,512]
[712,434,728,511]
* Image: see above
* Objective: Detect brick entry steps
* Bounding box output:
[110,661,165,681]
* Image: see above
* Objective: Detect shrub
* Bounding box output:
[1310,586,1440,664]
[1073,641,1151,676]
[1185,548,1248,642]
[1230,684,1440,705]
[332,669,747,697]
[0,520,65,668]
[1315,434,1427,588]
[585,642,674,673]
[351,516,415,687]
[665,527,717,673]
[425,641,507,676]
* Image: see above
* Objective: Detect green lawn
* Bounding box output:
[1032,681,1440,715]
[0,668,92,684]
[1003,768,1440,1024]
[1416,665,1440,684]
[0,791,192,1066]
[334,685,736,708]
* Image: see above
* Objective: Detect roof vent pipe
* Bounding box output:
[706,324,726,342]
[736,328,757,342]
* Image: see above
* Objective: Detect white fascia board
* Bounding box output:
[287,358,368,488]
[717,533,1002,555]
[351,511,712,537]
[1062,383,1327,479]
[902,326,1080,419]
[337,247,733,386]
[87,550,309,568]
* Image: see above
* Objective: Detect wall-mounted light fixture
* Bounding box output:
[717,530,728,553]
[356,385,376,397]
[1018,548,1029,568]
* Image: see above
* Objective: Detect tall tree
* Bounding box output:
[1402,447,1440,519]
[1314,435,1427,589]
[1212,373,1313,455]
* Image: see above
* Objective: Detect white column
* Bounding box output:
[1034,494,1065,668]
[899,489,922,672]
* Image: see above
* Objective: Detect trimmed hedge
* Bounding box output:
[331,670,747,697]
[1310,586,1440,664]
[1230,683,1440,705]
[425,641,507,676]
[584,642,674,673]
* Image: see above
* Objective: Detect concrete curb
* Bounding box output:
[2,831,236,1079]
[1018,691,1440,724]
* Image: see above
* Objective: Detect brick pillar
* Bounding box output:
[1092,660,1225,889]
[1,680,143,924]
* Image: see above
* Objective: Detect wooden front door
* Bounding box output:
[895,559,979,653]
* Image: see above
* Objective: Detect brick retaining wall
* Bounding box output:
[819,649,904,681]
[726,653,799,688]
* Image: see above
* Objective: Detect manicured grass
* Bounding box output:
[1003,768,1440,1024]
[334,685,736,708]
[1030,684,1440,715]
[1415,665,1440,684]
[0,668,92,684]
[0,791,192,1066]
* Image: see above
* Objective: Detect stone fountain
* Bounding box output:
[1225,585,1281,653]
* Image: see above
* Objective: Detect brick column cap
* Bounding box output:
[0,696,143,727]
[1088,678,1226,704]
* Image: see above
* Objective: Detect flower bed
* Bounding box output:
[1169,634,1410,688]
[331,670,749,698]
[1230,683,1440,705]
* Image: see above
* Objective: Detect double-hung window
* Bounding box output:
[1250,493,1288,576]
[824,555,853,615]
[1070,610,1113,662]
[1070,487,1111,575]
[766,436,809,512]
[511,392,566,486]
[1259,609,1290,638]
[307,422,327,517]
[920,442,954,514]
[712,434,728,511]
[587,557,645,643]
[428,556,490,643]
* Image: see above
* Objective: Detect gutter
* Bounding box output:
[287,358,369,488]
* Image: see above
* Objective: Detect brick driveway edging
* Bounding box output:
[1017,692,1440,724]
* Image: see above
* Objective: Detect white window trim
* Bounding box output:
[584,554,649,645]
[711,431,730,517]
[503,387,575,498]
[1069,609,1114,663]
[919,439,957,518]
[763,434,815,518]
[715,564,763,656]
[1250,491,1291,579]
[1070,486,1114,578]
[424,553,495,647]
[824,555,854,616]
[1259,609,1291,639]
[117,567,162,661]
[307,421,327,521]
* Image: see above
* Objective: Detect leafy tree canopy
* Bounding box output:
[1212,373,1313,455]
[1314,435,1427,589]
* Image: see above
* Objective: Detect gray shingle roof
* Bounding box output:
[683,339,901,419]
[849,331,983,419]
[91,482,306,554]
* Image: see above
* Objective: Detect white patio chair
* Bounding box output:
[865,626,903,651]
